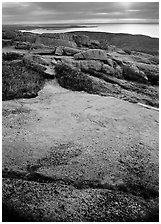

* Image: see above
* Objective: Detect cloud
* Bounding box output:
[2,2,159,24]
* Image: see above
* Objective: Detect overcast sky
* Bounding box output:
[2,2,159,25]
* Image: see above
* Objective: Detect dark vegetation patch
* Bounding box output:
[55,64,109,95]
[2,29,17,40]
[2,53,46,101]
[2,52,23,61]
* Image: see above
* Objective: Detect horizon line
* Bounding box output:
[2,22,159,25]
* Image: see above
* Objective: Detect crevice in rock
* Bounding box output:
[2,169,159,200]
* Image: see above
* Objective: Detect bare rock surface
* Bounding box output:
[74,49,108,60]
[2,30,159,221]
[63,46,81,56]
[55,46,64,55]
[3,79,159,221]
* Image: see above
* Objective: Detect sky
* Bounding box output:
[2,2,159,25]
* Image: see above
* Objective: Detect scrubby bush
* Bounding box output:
[2,30,17,40]
[55,64,94,92]
[2,52,23,61]
[55,64,109,94]
[2,60,45,100]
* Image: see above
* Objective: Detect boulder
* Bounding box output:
[44,67,56,76]
[74,49,107,61]
[123,63,148,83]
[51,58,58,65]
[55,46,64,56]
[63,47,81,56]
[60,57,102,73]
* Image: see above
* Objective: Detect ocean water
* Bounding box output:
[20,23,159,38]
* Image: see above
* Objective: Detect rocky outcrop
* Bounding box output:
[2,28,159,222]
[136,63,159,85]
[74,49,108,61]
[63,47,81,56]
[60,57,80,69]
[71,34,102,49]
[60,57,114,75]
[58,49,151,84]
[2,80,159,221]
[55,46,64,56]
[23,54,55,76]
[123,63,148,83]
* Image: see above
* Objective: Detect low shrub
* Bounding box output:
[2,52,23,61]
[2,60,45,100]
[2,30,17,40]
[55,64,94,92]
[55,64,109,94]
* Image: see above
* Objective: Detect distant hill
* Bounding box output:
[68,31,159,55]
[2,25,159,55]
